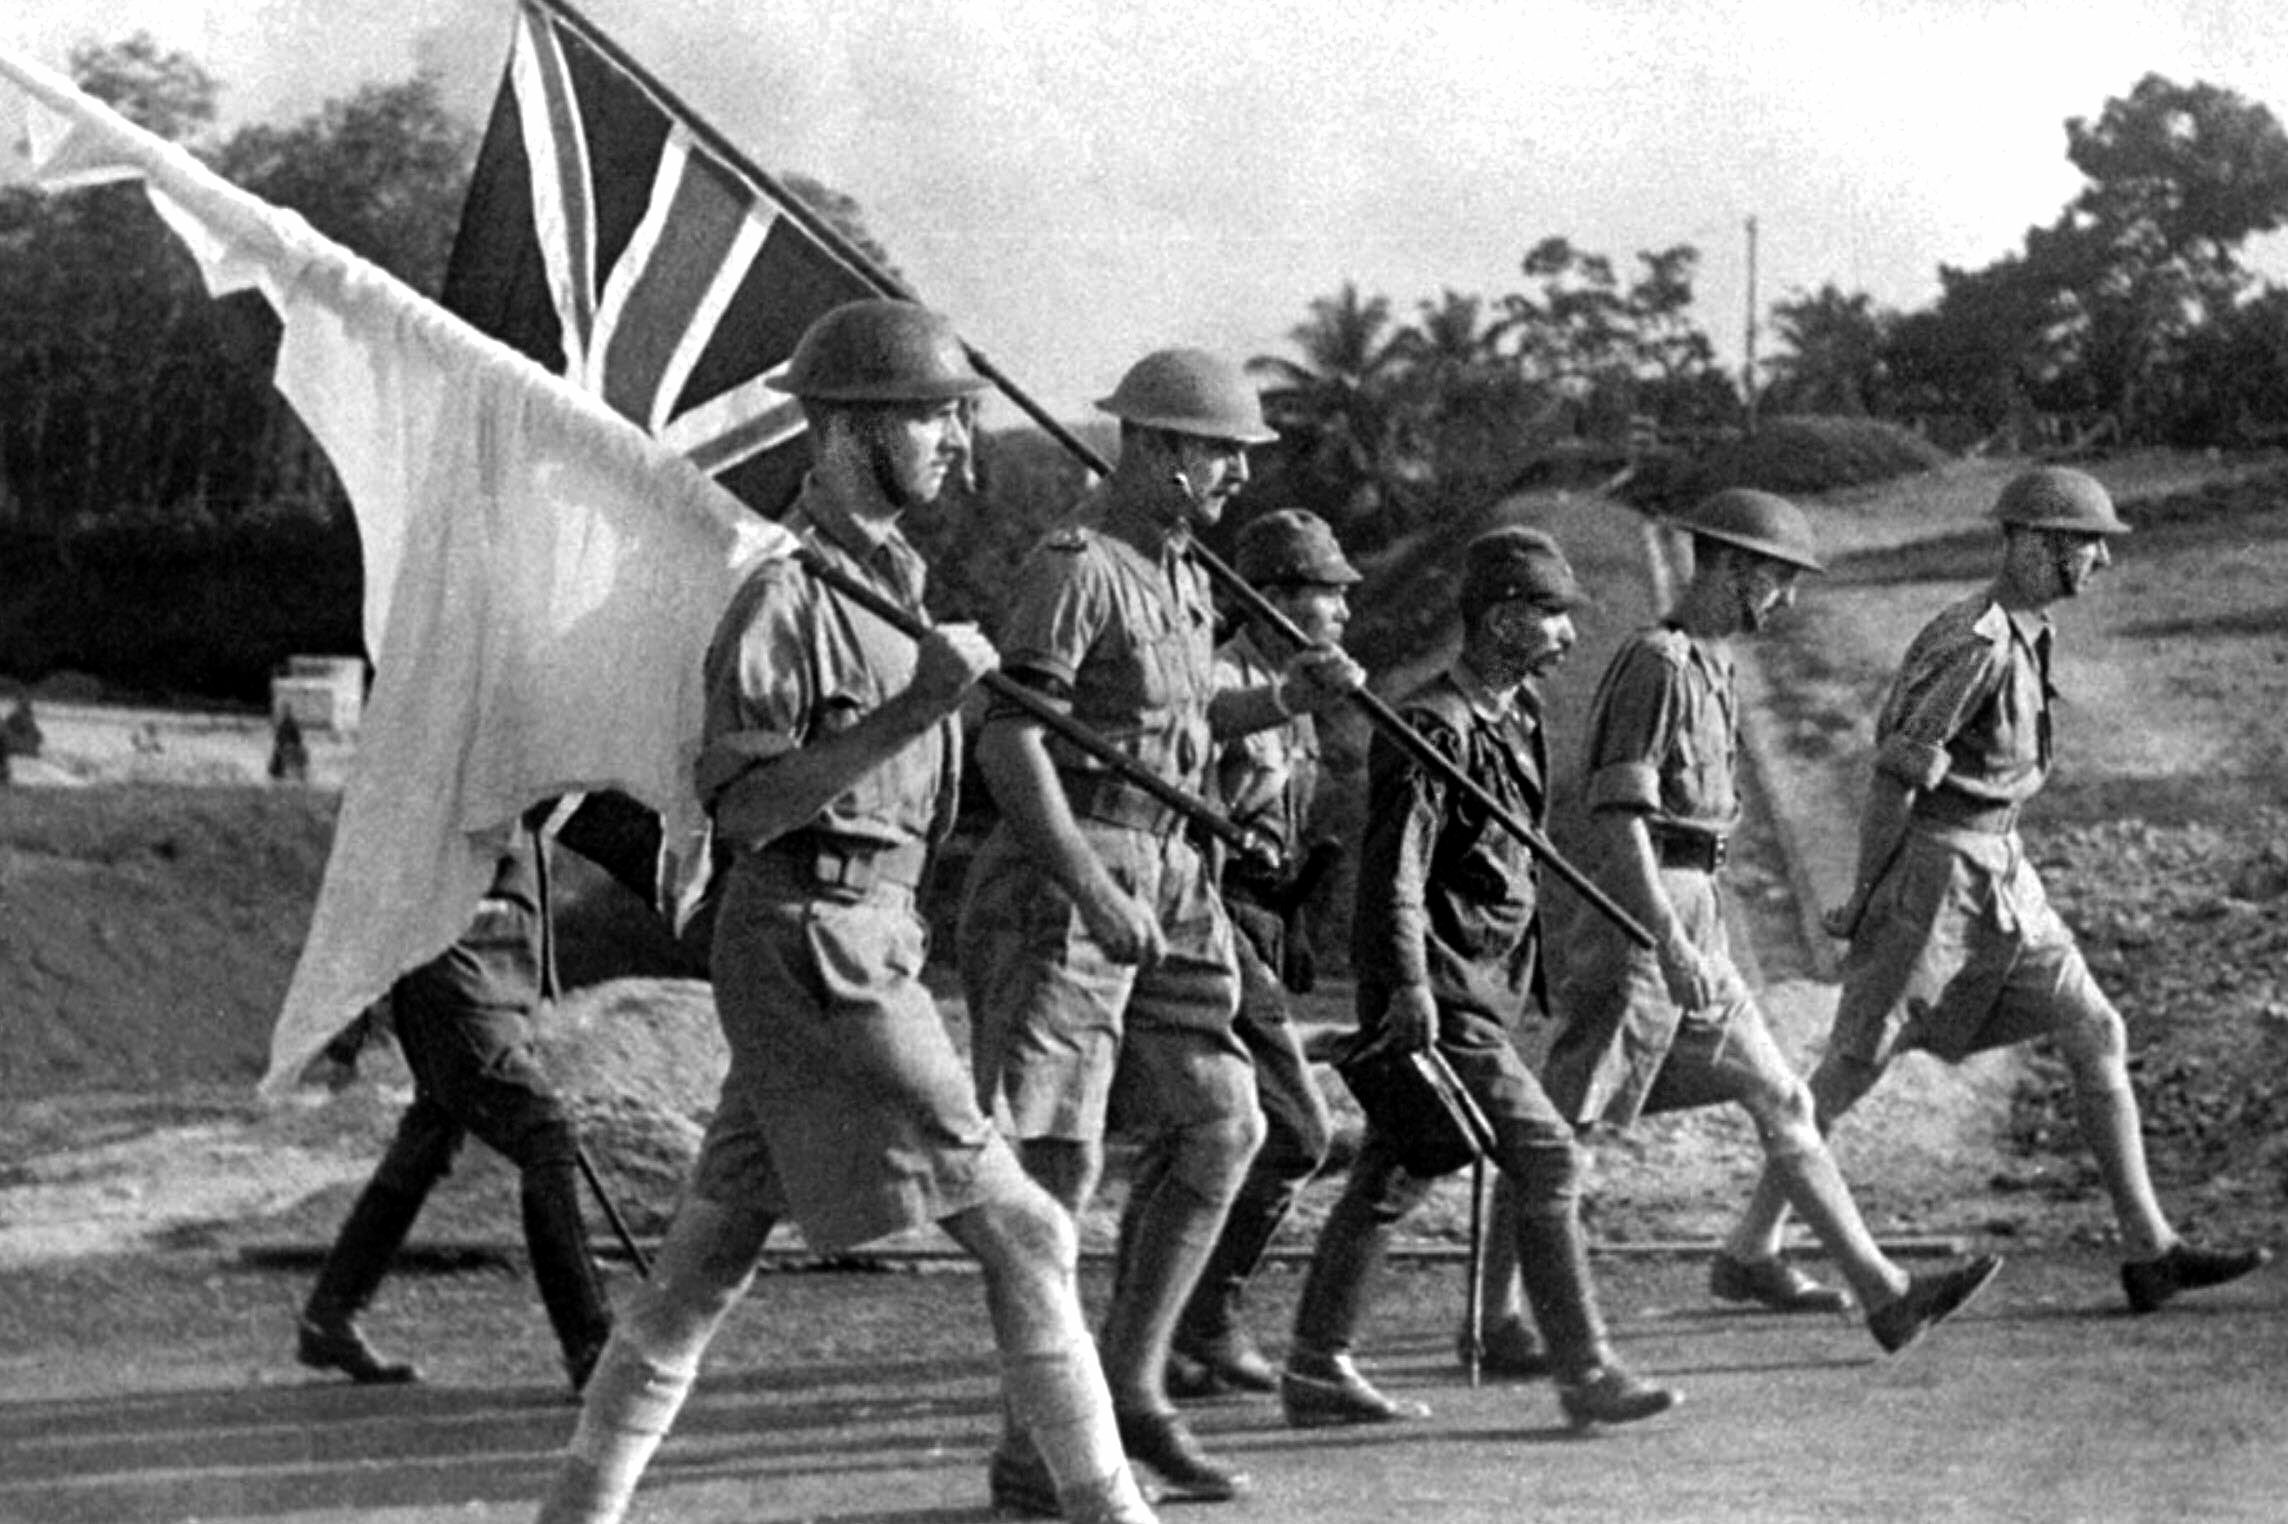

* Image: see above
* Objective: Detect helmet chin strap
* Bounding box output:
[1165,468,1210,532]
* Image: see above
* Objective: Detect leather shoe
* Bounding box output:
[1460,1317,1554,1380]
[987,1445,1060,1520]
[1170,1327,1278,1395]
[296,1315,419,1385]
[1113,1406,1246,1500]
[1281,1351,1431,1428]
[1710,1252,1854,1314]
[1555,1364,1678,1429]
[2122,1241,2274,1314]
[1868,1253,2003,1354]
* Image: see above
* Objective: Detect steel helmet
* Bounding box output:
[1673,488,1824,573]
[771,299,989,403]
[1992,467,2131,535]
[1095,348,1278,444]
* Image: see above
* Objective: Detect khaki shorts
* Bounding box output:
[693,856,1026,1253]
[959,821,1250,1145]
[1830,824,2108,1068]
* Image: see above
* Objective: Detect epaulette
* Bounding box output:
[1044,526,1090,553]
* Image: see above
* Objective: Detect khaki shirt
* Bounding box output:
[1580,625,1743,835]
[991,489,1218,794]
[1872,594,2053,807]
[693,479,956,852]
[1213,629,1319,866]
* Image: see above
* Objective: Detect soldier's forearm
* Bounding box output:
[714,691,947,849]
[1207,682,1291,740]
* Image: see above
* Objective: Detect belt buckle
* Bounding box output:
[1708,835,1729,870]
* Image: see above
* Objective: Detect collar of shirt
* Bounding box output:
[1451,655,1531,727]
[792,474,926,604]
[2002,603,2053,660]
[1096,483,1191,563]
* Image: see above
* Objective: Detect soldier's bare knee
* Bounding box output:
[1746,1078,1822,1158]
[2055,1001,2129,1080]
[1172,1111,1263,1201]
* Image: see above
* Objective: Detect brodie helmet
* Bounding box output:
[772,299,989,403]
[1096,348,1278,444]
[1672,488,1824,573]
[1992,467,2131,535]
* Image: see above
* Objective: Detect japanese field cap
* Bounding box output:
[1992,466,2131,535]
[1236,509,1362,587]
[1096,348,1279,444]
[773,299,989,402]
[1674,487,1824,573]
[1461,526,1584,612]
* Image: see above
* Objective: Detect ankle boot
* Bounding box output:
[523,1162,614,1390]
[299,1180,426,1383]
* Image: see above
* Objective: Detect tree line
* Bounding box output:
[1245,73,2288,553]
[1,40,2284,697]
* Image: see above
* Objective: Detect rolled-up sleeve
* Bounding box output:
[694,568,812,810]
[995,546,1103,693]
[1585,641,1678,813]
[1873,634,1999,791]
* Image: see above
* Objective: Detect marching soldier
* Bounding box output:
[298,820,613,1395]
[1718,468,2271,1316]
[538,300,1156,1524]
[1166,509,1353,1397]
[960,349,1361,1505]
[1539,488,2002,1357]
[1280,528,1677,1432]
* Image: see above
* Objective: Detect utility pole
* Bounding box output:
[1743,214,1760,436]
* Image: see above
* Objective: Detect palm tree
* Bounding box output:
[1248,281,1407,529]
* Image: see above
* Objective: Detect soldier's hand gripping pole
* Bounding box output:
[1167,475,1655,950]
[791,548,1280,873]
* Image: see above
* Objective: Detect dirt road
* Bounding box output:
[3,1250,2281,1523]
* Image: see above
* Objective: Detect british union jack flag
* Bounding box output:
[442,0,879,521]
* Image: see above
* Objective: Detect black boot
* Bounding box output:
[523,1161,614,1392]
[299,1180,425,1384]
[1172,1182,1290,1394]
[1515,1205,1676,1427]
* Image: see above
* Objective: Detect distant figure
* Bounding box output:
[269,710,311,783]
[297,823,614,1394]
[2,697,41,760]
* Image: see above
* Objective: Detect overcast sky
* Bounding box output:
[8,0,2288,425]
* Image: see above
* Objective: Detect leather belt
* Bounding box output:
[1650,825,1728,872]
[1060,771,1181,838]
[749,831,928,894]
[1912,790,2021,835]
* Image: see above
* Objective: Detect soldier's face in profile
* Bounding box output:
[1495,601,1575,676]
[1272,583,1351,646]
[1167,434,1251,526]
[2046,530,2111,599]
[861,399,971,508]
[1735,556,1800,633]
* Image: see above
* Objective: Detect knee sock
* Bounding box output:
[1003,1339,1147,1515]
[535,1197,770,1524]
[536,1333,700,1524]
